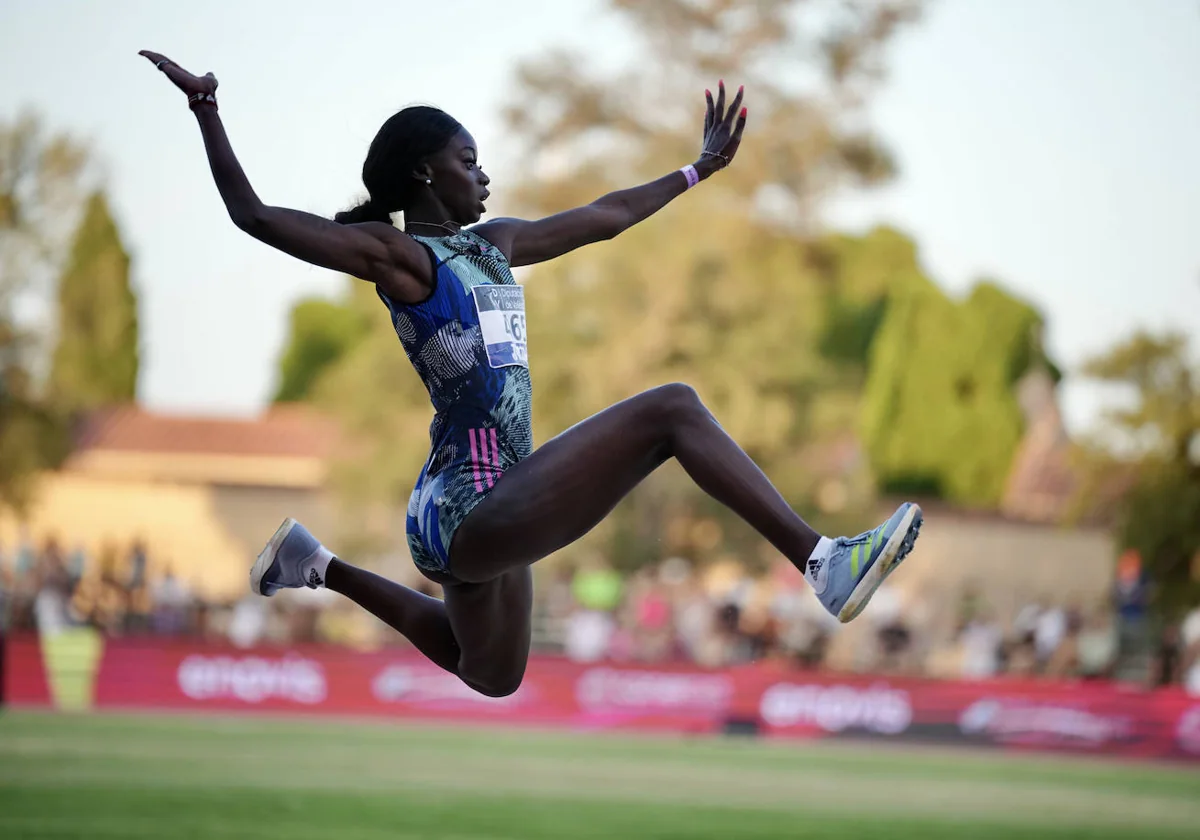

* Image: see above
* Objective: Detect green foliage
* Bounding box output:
[0,111,92,304]
[861,277,1052,505]
[277,1,932,565]
[497,1,928,564]
[287,1,1047,564]
[0,112,94,514]
[273,287,370,403]
[280,1,1065,569]
[1116,462,1200,619]
[0,323,68,512]
[1082,330,1200,618]
[48,191,138,411]
[1084,331,1198,463]
[504,1,924,228]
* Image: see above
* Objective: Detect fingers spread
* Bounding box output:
[733,107,748,139]
[724,85,744,128]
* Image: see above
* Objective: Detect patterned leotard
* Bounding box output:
[376,228,532,577]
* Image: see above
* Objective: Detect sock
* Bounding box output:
[299,545,335,589]
[804,536,834,595]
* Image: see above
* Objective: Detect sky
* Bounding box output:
[1,0,1197,434]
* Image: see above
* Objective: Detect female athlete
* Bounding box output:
[140,50,921,697]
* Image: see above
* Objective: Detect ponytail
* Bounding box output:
[333,198,392,225]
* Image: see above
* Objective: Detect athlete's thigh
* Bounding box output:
[449,384,694,581]
[442,567,533,689]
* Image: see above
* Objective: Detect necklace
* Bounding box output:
[405,220,461,236]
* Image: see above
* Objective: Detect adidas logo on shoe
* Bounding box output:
[805,552,830,595]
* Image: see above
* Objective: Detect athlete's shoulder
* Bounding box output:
[468,220,522,262]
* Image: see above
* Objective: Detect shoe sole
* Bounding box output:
[249,517,299,597]
[838,504,923,623]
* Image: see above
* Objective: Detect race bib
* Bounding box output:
[473,285,528,369]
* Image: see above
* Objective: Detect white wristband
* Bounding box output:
[680,164,700,190]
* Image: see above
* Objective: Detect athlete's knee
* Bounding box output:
[460,668,524,698]
[652,382,709,425]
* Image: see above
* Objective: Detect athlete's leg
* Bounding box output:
[449,382,821,584]
[441,568,533,697]
[324,559,462,675]
[255,518,531,697]
[326,561,531,697]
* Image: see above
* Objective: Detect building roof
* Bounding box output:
[71,405,339,460]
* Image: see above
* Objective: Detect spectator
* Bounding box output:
[674,576,723,667]
[1154,624,1184,688]
[564,608,614,662]
[66,542,88,584]
[33,536,73,636]
[127,539,149,591]
[1035,603,1068,671]
[960,608,1003,679]
[1182,604,1200,695]
[1045,607,1084,678]
[628,568,673,662]
[869,583,911,674]
[0,538,10,629]
[228,594,268,649]
[571,557,623,613]
[151,566,193,636]
[564,557,623,663]
[1113,550,1153,665]
[9,527,38,630]
[956,582,984,635]
[1076,606,1118,680]
[1012,595,1042,647]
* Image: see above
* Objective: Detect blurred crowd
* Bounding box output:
[533,557,1200,695]
[0,532,195,638]
[3,533,1199,693]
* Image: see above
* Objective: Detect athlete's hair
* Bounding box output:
[334,106,463,225]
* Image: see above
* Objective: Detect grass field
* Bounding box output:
[1,711,1199,839]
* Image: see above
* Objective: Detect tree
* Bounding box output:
[1082,331,1200,618]
[296,0,925,565]
[0,111,94,512]
[861,277,1058,505]
[49,191,139,411]
[287,1,1055,567]
[0,320,69,513]
[1,111,92,309]
[273,284,370,403]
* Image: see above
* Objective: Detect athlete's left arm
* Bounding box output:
[478,83,747,268]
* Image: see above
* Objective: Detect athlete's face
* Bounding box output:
[426,129,491,225]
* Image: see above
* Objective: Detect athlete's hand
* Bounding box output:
[138,51,217,101]
[699,80,748,174]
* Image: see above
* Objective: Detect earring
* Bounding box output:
[425,178,432,185]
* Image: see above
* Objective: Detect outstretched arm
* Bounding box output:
[478,82,748,268]
[138,51,430,304]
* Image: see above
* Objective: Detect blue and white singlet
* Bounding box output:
[375,228,532,577]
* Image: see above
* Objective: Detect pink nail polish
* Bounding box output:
[741,107,748,118]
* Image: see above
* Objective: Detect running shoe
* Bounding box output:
[810,502,923,623]
[250,518,329,596]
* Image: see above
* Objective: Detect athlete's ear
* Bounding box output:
[412,161,434,186]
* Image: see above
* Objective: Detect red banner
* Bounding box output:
[5,635,1199,761]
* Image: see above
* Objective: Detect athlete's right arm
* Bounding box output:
[139,51,430,304]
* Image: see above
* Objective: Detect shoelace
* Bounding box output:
[837,526,883,548]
